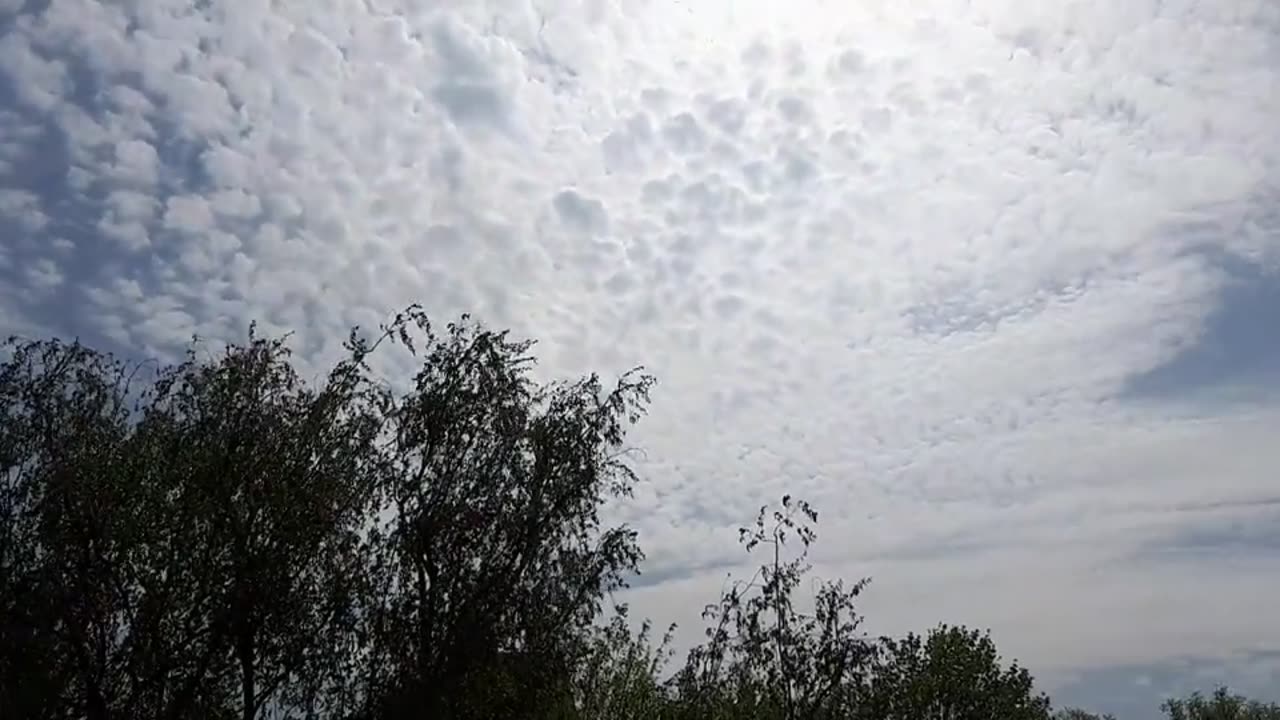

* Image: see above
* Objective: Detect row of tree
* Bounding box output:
[1,307,1275,719]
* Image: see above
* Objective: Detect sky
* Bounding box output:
[1,0,1278,716]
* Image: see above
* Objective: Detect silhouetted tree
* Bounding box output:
[11,309,1268,720]
[0,338,138,720]
[1162,687,1280,720]
[348,308,655,719]
[672,495,875,720]
[126,328,384,720]
[0,329,386,720]
[570,605,674,720]
[1055,708,1117,720]
[858,623,1052,720]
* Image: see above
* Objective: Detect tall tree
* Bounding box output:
[350,308,655,719]
[0,338,138,720]
[126,327,385,720]
[0,327,389,720]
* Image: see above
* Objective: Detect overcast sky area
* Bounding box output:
[2,0,1278,716]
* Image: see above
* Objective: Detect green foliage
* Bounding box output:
[571,606,674,720]
[1162,687,1280,720]
[2,309,1273,720]
[860,624,1052,720]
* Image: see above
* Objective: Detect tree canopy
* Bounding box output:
[0,307,1270,720]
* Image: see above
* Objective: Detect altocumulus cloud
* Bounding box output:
[2,0,1279,710]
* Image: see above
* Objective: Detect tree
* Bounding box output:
[672,495,875,720]
[0,328,387,720]
[124,327,385,720]
[347,308,655,719]
[1162,687,1280,720]
[0,338,138,720]
[1055,708,1117,720]
[23,308,1252,720]
[571,605,675,720]
[1,308,658,720]
[858,624,1052,720]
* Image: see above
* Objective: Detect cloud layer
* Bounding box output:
[2,0,1278,704]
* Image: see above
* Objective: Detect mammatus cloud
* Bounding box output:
[2,0,1278,708]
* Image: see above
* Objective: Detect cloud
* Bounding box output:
[2,0,1279,709]
[553,187,609,233]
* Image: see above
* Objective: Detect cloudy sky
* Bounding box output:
[2,0,1278,714]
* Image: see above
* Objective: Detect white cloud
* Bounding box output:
[0,30,69,111]
[110,139,161,186]
[22,257,62,293]
[1,0,1279,692]
[162,194,214,234]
